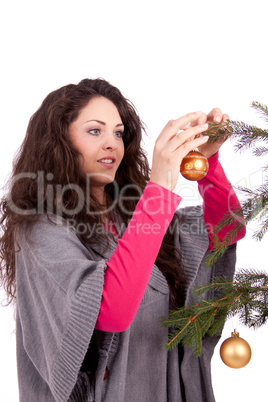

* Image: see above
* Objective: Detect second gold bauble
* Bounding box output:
[180,150,209,181]
[220,330,252,369]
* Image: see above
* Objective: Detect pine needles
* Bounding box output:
[162,101,268,355]
[161,270,268,356]
[206,101,268,153]
[205,101,268,265]
[205,204,245,268]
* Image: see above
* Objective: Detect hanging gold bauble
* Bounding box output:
[220,330,252,369]
[180,150,209,181]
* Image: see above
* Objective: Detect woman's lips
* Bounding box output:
[97,158,116,168]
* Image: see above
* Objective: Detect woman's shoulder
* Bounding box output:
[16,214,94,261]
[18,214,77,238]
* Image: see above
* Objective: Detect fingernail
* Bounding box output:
[215,115,221,122]
[195,111,203,115]
[202,135,209,140]
[200,123,208,129]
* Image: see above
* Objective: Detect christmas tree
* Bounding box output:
[161,101,268,357]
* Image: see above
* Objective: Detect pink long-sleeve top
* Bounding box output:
[95,152,246,332]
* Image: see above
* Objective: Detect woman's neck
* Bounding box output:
[91,186,111,223]
[92,186,106,205]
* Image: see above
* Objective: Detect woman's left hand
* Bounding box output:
[189,108,229,158]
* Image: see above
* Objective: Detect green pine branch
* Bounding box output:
[252,146,268,157]
[205,224,242,268]
[204,103,268,266]
[205,204,245,268]
[237,180,268,237]
[161,270,268,356]
[206,101,268,154]
[252,101,268,123]
[162,101,268,356]
[253,216,268,241]
[207,120,268,152]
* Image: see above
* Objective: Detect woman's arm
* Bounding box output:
[95,181,182,332]
[189,107,246,250]
[96,112,210,332]
[198,151,246,250]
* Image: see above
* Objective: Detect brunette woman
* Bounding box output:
[0,78,245,401]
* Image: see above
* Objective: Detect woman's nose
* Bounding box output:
[102,134,118,150]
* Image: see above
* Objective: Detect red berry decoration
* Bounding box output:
[180,150,209,181]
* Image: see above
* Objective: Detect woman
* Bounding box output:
[0,78,245,401]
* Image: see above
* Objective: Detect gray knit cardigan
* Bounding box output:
[15,205,237,401]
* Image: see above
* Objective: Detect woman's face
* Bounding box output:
[69,96,125,192]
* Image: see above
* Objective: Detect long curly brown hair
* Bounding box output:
[0,78,186,308]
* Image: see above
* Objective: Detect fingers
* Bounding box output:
[207,108,230,123]
[179,122,203,144]
[222,113,229,122]
[189,109,229,126]
[166,123,209,153]
[176,134,209,156]
[156,109,229,153]
[207,110,230,143]
[184,112,207,129]
[165,124,208,155]
[187,134,209,151]
[207,107,222,122]
[192,113,207,127]
[157,111,205,143]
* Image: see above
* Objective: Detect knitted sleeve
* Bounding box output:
[16,217,106,401]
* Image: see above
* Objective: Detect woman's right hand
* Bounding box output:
[150,112,209,191]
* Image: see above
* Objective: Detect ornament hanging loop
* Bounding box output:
[231,329,239,337]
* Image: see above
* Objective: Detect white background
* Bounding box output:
[1,1,268,401]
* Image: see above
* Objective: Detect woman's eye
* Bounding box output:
[115,131,124,138]
[88,129,100,136]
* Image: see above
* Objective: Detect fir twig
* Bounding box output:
[205,178,268,266]
[251,101,268,124]
[161,270,268,356]
[236,180,268,240]
[252,146,268,157]
[253,216,268,241]
[204,204,245,268]
[163,101,268,357]
[206,120,268,153]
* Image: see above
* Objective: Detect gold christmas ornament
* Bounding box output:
[220,330,252,369]
[180,150,209,181]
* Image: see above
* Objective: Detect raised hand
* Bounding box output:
[194,108,229,158]
[150,112,209,191]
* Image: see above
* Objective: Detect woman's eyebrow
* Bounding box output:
[84,119,124,127]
